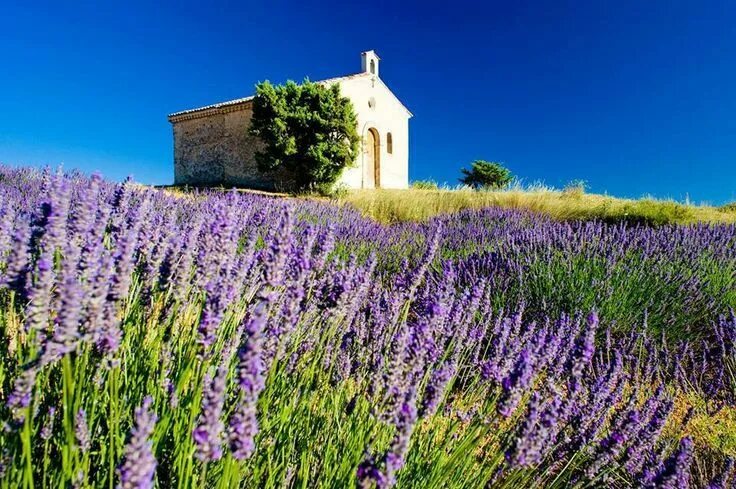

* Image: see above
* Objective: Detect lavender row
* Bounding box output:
[0,165,733,487]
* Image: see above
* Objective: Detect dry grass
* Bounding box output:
[340,188,736,225]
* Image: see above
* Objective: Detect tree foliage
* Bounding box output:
[459,160,513,189]
[250,79,360,192]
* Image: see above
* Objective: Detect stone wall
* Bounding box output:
[172,104,293,190]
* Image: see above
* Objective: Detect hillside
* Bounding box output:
[342,187,736,225]
[4,165,735,488]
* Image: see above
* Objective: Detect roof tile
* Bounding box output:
[168,72,373,121]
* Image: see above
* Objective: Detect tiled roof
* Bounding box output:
[168,96,255,120]
[168,72,374,122]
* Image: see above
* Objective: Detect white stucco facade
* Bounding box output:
[329,51,412,189]
[168,51,411,190]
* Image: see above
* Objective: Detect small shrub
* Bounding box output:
[720,202,736,213]
[324,182,350,199]
[411,180,439,190]
[459,160,513,190]
[562,179,588,199]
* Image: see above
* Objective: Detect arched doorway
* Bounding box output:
[364,128,380,188]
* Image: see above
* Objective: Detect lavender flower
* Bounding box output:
[360,394,418,488]
[649,437,694,488]
[568,311,598,392]
[118,396,157,489]
[357,452,389,489]
[383,398,418,485]
[497,348,536,417]
[193,366,227,462]
[6,368,37,421]
[506,387,565,468]
[0,448,8,478]
[624,391,673,475]
[585,408,642,480]
[505,392,543,467]
[708,457,734,489]
[418,361,456,418]
[229,300,271,460]
[75,409,91,453]
[2,223,30,293]
[40,406,56,440]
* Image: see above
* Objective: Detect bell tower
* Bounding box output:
[361,50,380,77]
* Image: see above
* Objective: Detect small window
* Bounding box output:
[370,59,375,74]
[387,132,393,154]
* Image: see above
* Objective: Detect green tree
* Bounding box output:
[459,160,513,189]
[250,79,360,192]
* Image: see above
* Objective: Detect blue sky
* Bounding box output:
[2,0,735,204]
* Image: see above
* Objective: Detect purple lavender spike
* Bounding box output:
[229,299,271,460]
[2,223,30,293]
[357,452,389,489]
[624,392,673,475]
[193,366,227,462]
[708,457,734,489]
[419,360,456,418]
[118,396,157,489]
[361,392,418,488]
[497,348,536,417]
[383,397,418,486]
[110,194,150,303]
[585,408,642,480]
[650,437,694,488]
[505,392,543,467]
[6,368,38,422]
[75,409,91,453]
[506,385,565,468]
[40,406,56,440]
[568,311,598,392]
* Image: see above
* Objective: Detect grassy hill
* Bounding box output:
[341,186,736,225]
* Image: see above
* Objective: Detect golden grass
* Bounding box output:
[672,392,736,457]
[340,188,736,225]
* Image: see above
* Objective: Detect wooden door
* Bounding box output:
[364,129,376,188]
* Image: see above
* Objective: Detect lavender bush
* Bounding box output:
[0,165,734,488]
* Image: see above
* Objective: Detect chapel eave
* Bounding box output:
[168,70,411,124]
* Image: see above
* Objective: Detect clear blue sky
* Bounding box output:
[2,1,735,204]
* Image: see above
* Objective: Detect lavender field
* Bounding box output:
[1,166,736,488]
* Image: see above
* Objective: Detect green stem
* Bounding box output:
[61,355,75,485]
[108,366,118,489]
[42,437,49,489]
[21,409,34,489]
[200,463,208,489]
